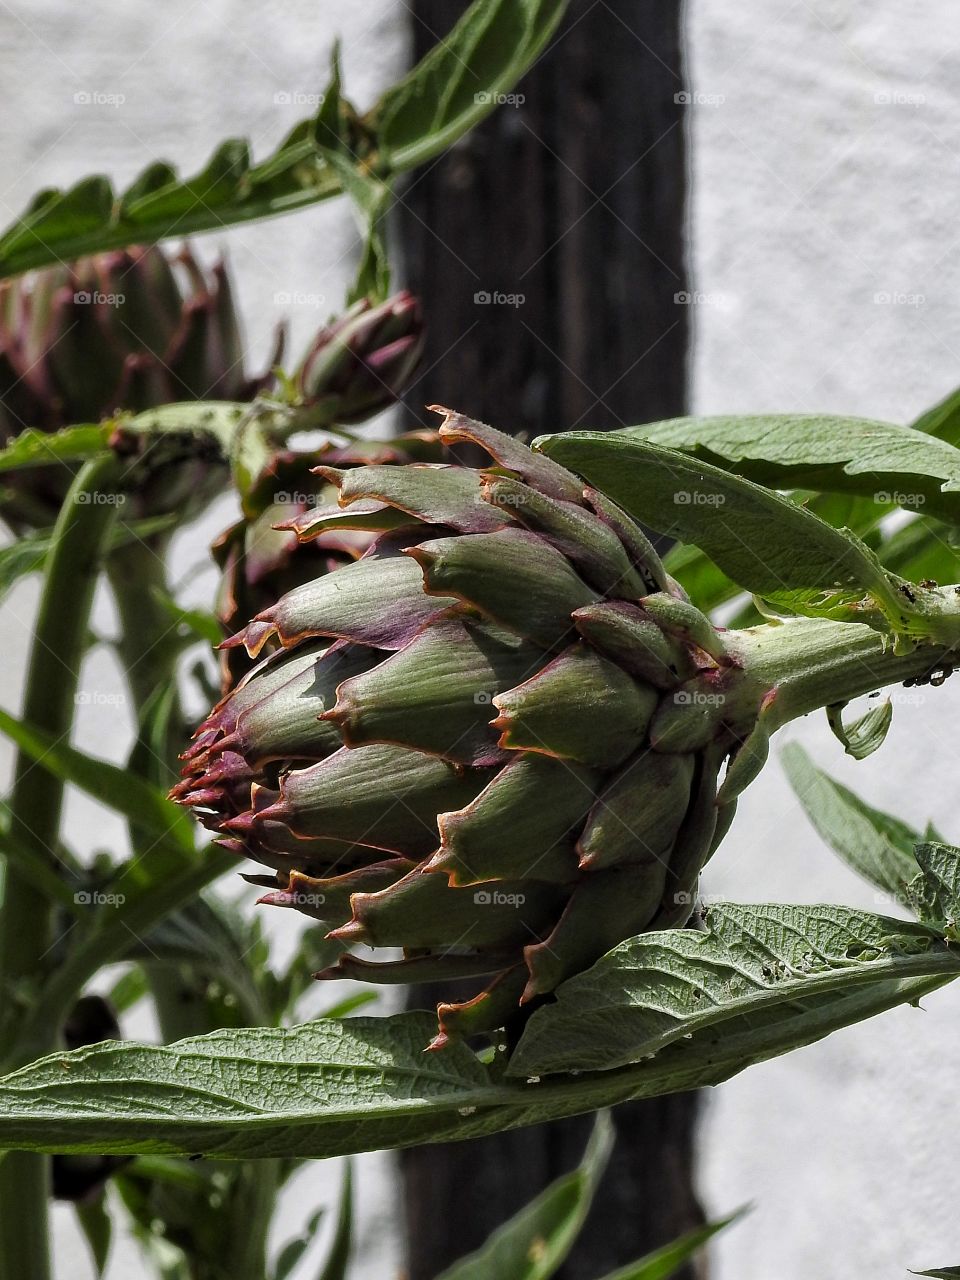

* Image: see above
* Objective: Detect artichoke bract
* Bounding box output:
[213,430,444,687]
[175,409,762,1046]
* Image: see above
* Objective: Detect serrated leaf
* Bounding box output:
[594,1208,747,1280]
[825,698,893,760]
[123,139,250,223]
[0,707,193,852]
[619,414,960,525]
[0,966,952,1160]
[534,432,903,621]
[0,176,113,261]
[508,902,952,1078]
[437,1113,613,1280]
[781,742,920,898]
[0,0,564,279]
[0,424,109,473]
[371,0,567,170]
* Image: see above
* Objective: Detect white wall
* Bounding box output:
[687,4,960,1277]
[1,2,958,1277]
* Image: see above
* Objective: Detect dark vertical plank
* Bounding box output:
[397,3,703,1277]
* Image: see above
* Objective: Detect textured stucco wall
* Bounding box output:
[1,2,958,1277]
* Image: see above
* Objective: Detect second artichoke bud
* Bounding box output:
[295,291,424,424]
[177,409,749,1046]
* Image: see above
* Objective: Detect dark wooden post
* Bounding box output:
[397,3,703,1276]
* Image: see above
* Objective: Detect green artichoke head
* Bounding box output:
[176,409,773,1046]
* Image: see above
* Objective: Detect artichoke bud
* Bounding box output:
[176,408,786,1045]
[295,291,424,424]
[0,244,281,529]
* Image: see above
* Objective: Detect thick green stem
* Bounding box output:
[0,457,121,1280]
[726,616,960,731]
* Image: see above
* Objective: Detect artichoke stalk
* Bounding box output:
[174,409,956,1046]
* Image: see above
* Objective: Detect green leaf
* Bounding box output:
[0,424,109,473]
[316,1160,353,1280]
[912,1269,960,1278]
[371,0,568,170]
[508,902,952,1078]
[0,963,951,1160]
[617,414,960,525]
[319,151,392,304]
[0,515,176,607]
[437,1113,613,1280]
[534,431,904,622]
[150,591,223,648]
[74,1192,112,1277]
[0,808,83,913]
[594,1209,747,1280]
[781,742,921,898]
[912,383,960,445]
[0,707,193,852]
[0,176,113,261]
[0,131,340,280]
[125,898,267,1026]
[274,1208,325,1280]
[106,967,149,1016]
[825,699,893,760]
[908,842,960,930]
